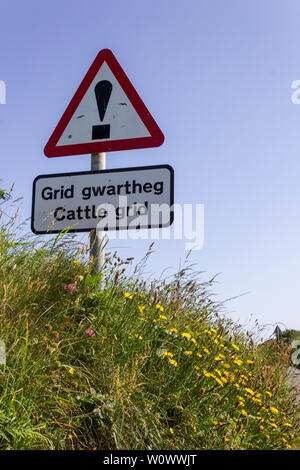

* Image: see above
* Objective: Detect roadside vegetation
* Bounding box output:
[0,187,299,450]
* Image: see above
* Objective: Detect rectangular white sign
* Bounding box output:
[31,165,174,234]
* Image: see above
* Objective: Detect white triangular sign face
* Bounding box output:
[44,49,164,157]
[57,61,151,146]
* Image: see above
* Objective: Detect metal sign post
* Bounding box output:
[90,152,106,288]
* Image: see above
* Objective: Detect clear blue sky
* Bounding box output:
[1,0,300,337]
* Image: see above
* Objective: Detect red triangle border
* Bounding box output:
[44,49,164,157]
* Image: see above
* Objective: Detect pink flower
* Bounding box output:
[67,284,77,295]
[85,329,95,337]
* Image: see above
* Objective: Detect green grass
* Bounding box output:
[0,197,299,450]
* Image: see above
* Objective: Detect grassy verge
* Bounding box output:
[0,200,299,450]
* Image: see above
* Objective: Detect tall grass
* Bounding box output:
[0,194,299,450]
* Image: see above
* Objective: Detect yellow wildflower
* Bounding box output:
[233,359,243,366]
[213,376,224,387]
[138,305,145,313]
[269,407,279,414]
[252,397,262,405]
[241,409,247,417]
[159,314,167,320]
[156,304,164,312]
[168,359,178,367]
[169,427,174,434]
[214,356,223,361]
[232,343,239,351]
[184,351,193,356]
[124,292,133,299]
[163,352,174,358]
[265,391,272,398]
[203,369,211,377]
[181,332,192,339]
[68,368,74,375]
[170,328,178,334]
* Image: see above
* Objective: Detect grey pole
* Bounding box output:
[90,152,106,289]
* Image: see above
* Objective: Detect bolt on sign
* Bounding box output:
[31,165,174,234]
[44,49,164,157]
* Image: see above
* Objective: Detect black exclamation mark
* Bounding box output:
[92,80,113,140]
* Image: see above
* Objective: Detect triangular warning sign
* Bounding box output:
[44,49,164,157]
